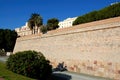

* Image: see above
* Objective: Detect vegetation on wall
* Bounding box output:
[6,50,52,79]
[47,18,59,31]
[40,25,47,34]
[0,29,17,52]
[28,14,59,34]
[28,13,43,34]
[73,2,120,25]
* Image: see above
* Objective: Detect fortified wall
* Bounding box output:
[14,17,120,80]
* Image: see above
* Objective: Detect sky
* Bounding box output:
[0,0,119,30]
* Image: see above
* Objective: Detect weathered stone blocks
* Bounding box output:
[14,17,120,80]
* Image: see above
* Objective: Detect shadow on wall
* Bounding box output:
[53,62,67,72]
[52,62,71,80]
[52,73,72,80]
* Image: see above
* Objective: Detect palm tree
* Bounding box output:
[28,13,43,34]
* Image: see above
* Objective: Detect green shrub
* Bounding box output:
[0,29,17,52]
[6,50,52,79]
[73,2,120,25]
[40,25,47,34]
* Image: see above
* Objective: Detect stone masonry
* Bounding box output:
[14,17,120,80]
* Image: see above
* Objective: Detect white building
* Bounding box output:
[15,22,32,37]
[15,17,77,37]
[58,17,77,28]
[15,22,41,37]
[110,2,119,5]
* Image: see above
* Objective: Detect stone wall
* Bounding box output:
[14,17,120,80]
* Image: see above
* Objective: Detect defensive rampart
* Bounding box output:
[14,17,120,79]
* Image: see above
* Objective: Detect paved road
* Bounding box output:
[53,71,113,80]
[0,56,8,63]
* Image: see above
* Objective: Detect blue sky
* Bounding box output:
[0,0,119,30]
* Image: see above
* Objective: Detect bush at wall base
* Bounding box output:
[6,50,52,79]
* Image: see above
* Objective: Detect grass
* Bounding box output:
[0,61,35,80]
[0,61,59,80]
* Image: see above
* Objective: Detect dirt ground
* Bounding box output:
[0,78,4,80]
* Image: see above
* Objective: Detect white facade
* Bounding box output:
[15,17,77,37]
[110,2,119,5]
[58,17,77,28]
[15,22,32,36]
[15,22,41,37]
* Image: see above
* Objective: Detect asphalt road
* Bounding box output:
[0,56,8,63]
[53,71,113,80]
